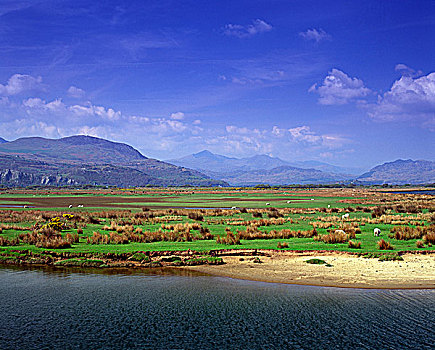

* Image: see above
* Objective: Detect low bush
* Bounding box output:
[306,258,332,267]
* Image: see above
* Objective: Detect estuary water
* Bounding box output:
[0,266,433,350]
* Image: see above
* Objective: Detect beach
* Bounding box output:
[185,251,435,289]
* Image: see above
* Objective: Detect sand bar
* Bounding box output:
[184,251,435,289]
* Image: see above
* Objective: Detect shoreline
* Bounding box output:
[183,250,435,290]
[1,249,434,289]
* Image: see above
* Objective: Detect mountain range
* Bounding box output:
[0,136,433,187]
[168,150,363,175]
[356,159,435,185]
[0,136,227,187]
[169,150,435,186]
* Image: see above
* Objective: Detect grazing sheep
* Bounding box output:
[68,205,73,208]
[327,205,330,208]
[287,200,291,203]
[374,228,381,237]
[310,198,314,201]
[266,203,270,206]
[78,204,84,208]
[341,213,349,219]
[231,206,237,209]
[334,229,346,235]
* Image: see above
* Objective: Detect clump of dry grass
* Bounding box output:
[377,239,394,250]
[317,231,349,244]
[423,232,435,245]
[416,240,424,248]
[390,224,434,240]
[0,236,20,246]
[216,228,241,245]
[277,242,289,249]
[348,240,361,249]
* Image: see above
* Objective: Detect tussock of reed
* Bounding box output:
[348,240,361,249]
[423,232,435,245]
[216,229,241,245]
[65,233,79,244]
[316,231,349,244]
[389,224,434,240]
[277,242,289,249]
[235,226,317,240]
[0,236,20,246]
[377,239,394,250]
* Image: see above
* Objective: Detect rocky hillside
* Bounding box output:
[357,159,435,184]
[0,137,227,187]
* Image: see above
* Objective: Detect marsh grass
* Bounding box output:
[377,239,394,250]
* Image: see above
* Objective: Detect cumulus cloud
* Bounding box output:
[394,64,423,78]
[0,74,44,96]
[368,72,435,124]
[288,126,322,144]
[170,112,184,120]
[299,28,330,42]
[309,69,371,105]
[67,86,85,98]
[223,19,272,38]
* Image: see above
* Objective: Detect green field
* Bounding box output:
[0,187,434,263]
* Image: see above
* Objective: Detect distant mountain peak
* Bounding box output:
[0,137,8,143]
[193,150,215,157]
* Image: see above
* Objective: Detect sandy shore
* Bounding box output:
[184,251,435,289]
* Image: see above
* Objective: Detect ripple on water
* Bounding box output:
[0,267,434,350]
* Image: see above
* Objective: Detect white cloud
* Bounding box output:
[394,64,423,78]
[288,126,322,144]
[170,112,184,120]
[67,86,85,98]
[309,69,371,105]
[223,19,272,38]
[368,72,435,124]
[299,28,330,42]
[0,74,44,96]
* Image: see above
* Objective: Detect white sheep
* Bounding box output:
[68,205,73,208]
[342,213,349,219]
[327,205,330,208]
[374,228,381,237]
[78,204,84,208]
[287,200,291,203]
[334,229,346,234]
[231,206,237,210]
[266,203,270,206]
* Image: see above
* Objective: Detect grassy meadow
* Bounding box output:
[0,187,434,267]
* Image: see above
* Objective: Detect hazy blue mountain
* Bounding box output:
[357,159,435,184]
[210,166,350,186]
[0,136,227,187]
[168,150,361,179]
[0,137,7,143]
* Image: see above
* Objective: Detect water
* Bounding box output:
[0,266,433,350]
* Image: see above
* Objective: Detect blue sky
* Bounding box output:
[0,0,433,169]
